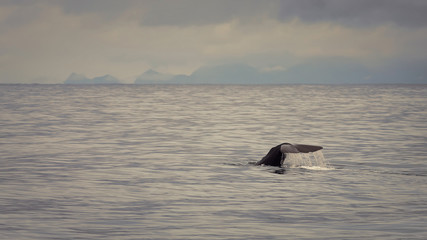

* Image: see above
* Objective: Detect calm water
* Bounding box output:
[1,84,426,239]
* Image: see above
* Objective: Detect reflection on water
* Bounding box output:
[0,84,426,239]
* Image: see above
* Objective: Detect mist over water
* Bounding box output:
[1,84,426,239]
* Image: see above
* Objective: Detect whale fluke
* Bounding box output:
[282,144,322,153]
[256,143,323,167]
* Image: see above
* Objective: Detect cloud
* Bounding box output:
[138,0,274,26]
[278,0,427,28]
[53,0,427,28]
[59,0,131,17]
[0,1,426,84]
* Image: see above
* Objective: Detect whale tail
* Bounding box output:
[255,144,283,166]
[256,143,323,167]
[281,144,323,153]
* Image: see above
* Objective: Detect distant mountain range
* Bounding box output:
[65,58,427,84]
[64,73,120,84]
[134,64,264,84]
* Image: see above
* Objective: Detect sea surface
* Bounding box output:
[1,84,426,239]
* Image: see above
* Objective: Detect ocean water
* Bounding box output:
[0,84,426,239]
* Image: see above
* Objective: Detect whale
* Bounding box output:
[255,143,323,167]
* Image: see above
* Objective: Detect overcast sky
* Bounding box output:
[1,0,427,83]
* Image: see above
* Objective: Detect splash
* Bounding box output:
[284,150,332,169]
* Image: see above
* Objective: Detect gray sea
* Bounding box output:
[1,84,426,239]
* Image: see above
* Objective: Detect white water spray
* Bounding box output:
[284,150,332,169]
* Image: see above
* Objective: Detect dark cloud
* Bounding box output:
[0,0,36,6]
[54,0,427,27]
[47,0,272,26]
[279,0,427,28]
[0,1,46,33]
[139,0,269,26]
[58,0,132,20]
[7,0,425,28]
